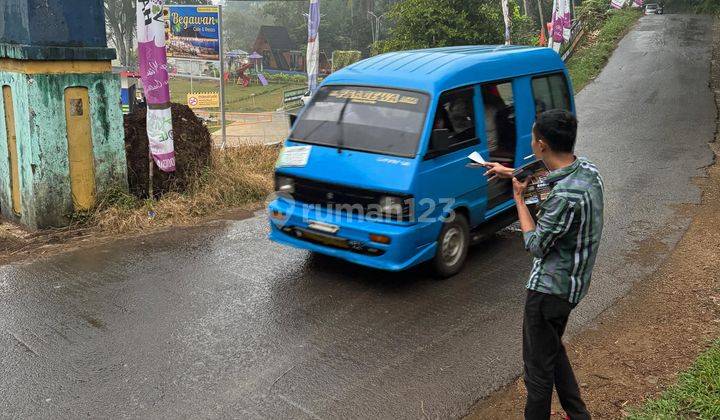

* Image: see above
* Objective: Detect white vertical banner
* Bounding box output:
[307,0,320,93]
[137,0,175,173]
[501,0,511,45]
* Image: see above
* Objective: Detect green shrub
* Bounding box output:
[696,0,720,15]
[332,50,362,71]
[576,0,613,31]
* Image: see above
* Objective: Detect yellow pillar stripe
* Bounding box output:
[0,59,111,75]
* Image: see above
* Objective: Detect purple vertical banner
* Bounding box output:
[137,0,175,173]
[551,0,565,43]
[562,0,572,42]
[307,0,320,94]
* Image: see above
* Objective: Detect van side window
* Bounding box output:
[483,82,516,162]
[532,73,571,115]
[432,87,476,147]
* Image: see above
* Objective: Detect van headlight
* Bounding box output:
[379,195,405,218]
[275,175,295,194]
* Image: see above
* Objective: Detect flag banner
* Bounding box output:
[551,0,565,43]
[501,0,511,45]
[137,0,175,172]
[137,0,170,105]
[164,5,220,61]
[307,0,320,93]
[147,108,176,172]
[562,0,572,42]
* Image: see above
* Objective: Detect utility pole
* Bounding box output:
[537,0,546,41]
[367,11,386,45]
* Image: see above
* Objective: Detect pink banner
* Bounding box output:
[138,42,170,105]
[137,0,175,173]
[551,0,572,43]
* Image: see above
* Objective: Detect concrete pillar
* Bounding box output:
[0,0,128,229]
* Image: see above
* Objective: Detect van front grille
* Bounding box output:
[276,175,412,221]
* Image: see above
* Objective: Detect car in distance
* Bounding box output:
[645,3,663,14]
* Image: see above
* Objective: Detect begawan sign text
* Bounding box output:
[164,5,221,61]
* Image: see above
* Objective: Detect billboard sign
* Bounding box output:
[164,5,220,61]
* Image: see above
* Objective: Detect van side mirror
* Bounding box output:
[430,128,451,152]
[288,112,298,127]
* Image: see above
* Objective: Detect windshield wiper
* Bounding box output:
[336,98,350,154]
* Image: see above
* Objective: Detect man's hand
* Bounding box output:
[482,162,514,180]
[512,177,531,203]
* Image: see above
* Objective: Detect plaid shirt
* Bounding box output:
[523,158,604,304]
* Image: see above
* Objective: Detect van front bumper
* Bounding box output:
[267,199,438,271]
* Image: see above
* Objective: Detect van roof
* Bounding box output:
[323,45,566,94]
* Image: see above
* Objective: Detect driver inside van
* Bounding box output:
[447,97,474,136]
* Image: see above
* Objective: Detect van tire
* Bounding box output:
[432,213,470,278]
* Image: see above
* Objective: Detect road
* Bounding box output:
[0,15,715,419]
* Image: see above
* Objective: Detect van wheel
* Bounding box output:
[432,213,469,278]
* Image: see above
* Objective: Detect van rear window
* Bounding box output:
[290,85,429,158]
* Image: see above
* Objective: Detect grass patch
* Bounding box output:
[169,78,305,113]
[628,339,720,419]
[567,8,643,92]
[80,145,279,233]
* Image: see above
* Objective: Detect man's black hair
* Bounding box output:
[532,109,577,153]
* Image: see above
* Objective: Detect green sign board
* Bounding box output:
[283,88,306,108]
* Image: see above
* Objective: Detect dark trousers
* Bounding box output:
[523,290,590,420]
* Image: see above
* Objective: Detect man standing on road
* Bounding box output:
[484,110,604,420]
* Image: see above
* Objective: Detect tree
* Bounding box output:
[261,0,397,56]
[222,3,266,52]
[374,0,535,53]
[105,0,135,66]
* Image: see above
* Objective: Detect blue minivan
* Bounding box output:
[268,45,575,276]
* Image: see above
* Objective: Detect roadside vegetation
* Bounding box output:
[70,145,278,234]
[628,340,720,419]
[566,2,643,92]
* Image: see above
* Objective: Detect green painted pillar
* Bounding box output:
[0,0,128,229]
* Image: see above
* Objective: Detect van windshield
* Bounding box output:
[290,85,429,158]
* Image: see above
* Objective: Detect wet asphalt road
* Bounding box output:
[0,15,716,419]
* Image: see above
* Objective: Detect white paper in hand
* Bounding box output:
[468,151,487,165]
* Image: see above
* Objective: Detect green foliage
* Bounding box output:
[263,73,307,83]
[660,0,720,14]
[512,12,539,46]
[222,3,266,53]
[566,9,641,92]
[695,0,720,15]
[374,0,532,53]
[332,50,362,71]
[261,0,396,55]
[628,339,720,419]
[576,0,613,31]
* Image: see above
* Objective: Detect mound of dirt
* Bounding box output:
[124,103,212,198]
